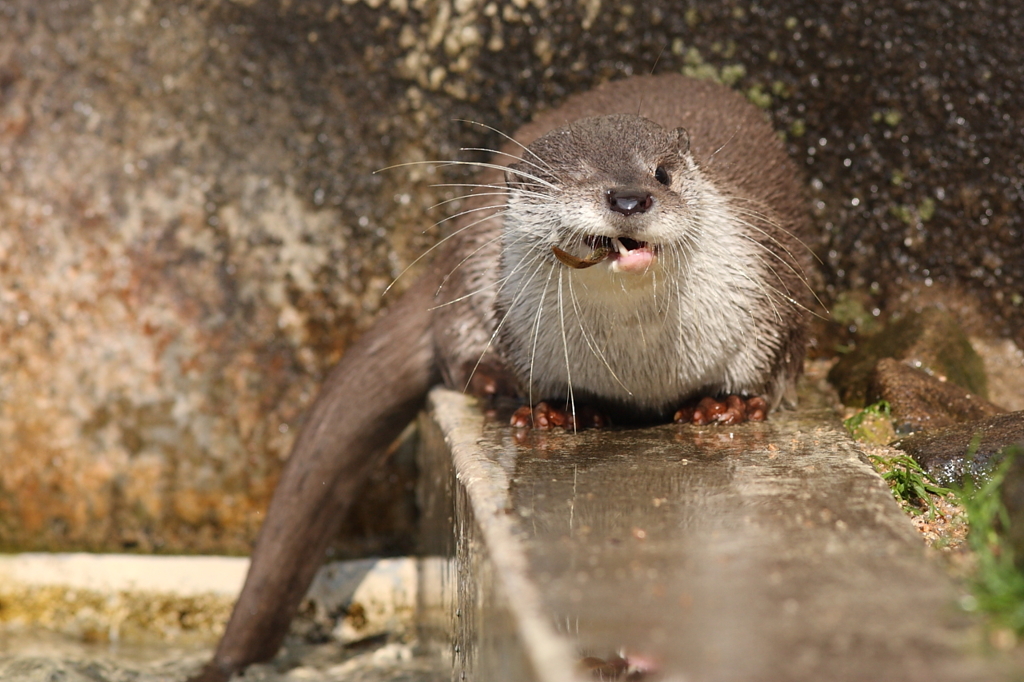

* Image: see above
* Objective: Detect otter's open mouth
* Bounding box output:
[551,236,656,273]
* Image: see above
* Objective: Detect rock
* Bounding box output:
[0,0,436,554]
[869,358,1005,434]
[892,412,1024,486]
[2,0,1024,553]
[0,659,106,682]
[845,408,897,445]
[973,337,1024,413]
[828,308,988,407]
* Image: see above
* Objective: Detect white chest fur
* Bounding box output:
[496,200,781,415]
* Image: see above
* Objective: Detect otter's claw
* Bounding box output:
[673,395,767,425]
[511,401,608,430]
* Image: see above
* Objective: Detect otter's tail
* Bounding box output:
[192,280,438,681]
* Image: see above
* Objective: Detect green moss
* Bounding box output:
[889,204,914,224]
[918,197,936,222]
[844,401,896,445]
[872,108,903,127]
[719,64,746,86]
[887,198,934,225]
[883,109,903,127]
[957,446,1024,633]
[682,64,720,82]
[829,291,880,335]
[746,84,772,109]
[869,450,952,518]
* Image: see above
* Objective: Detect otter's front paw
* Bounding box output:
[673,395,767,425]
[510,401,608,430]
[464,358,519,400]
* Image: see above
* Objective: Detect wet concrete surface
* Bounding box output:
[423,386,1018,682]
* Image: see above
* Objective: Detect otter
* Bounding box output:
[192,74,814,681]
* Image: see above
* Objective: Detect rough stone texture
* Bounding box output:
[1,0,1023,552]
[894,411,1024,485]
[829,307,989,407]
[869,357,1005,434]
[0,0,437,553]
[974,336,1024,413]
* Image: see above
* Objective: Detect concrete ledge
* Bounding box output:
[423,386,1014,682]
[0,554,248,597]
[0,554,422,648]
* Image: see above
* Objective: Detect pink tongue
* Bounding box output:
[611,247,655,273]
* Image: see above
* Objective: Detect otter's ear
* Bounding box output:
[672,127,691,155]
[505,161,528,189]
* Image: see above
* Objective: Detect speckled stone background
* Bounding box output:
[0,0,1021,553]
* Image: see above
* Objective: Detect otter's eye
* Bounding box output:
[654,166,671,186]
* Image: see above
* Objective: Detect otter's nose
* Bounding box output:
[606,187,653,216]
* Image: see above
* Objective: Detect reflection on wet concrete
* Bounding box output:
[421,388,1013,682]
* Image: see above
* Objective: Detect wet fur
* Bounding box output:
[437,76,812,422]
[194,74,813,679]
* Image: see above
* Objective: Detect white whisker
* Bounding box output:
[451,119,553,170]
